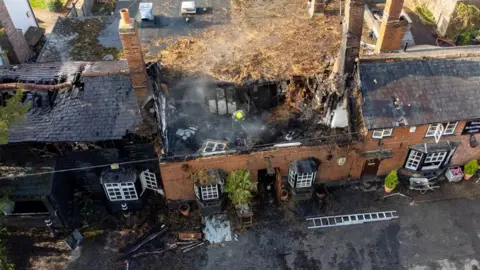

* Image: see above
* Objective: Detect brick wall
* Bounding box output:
[334,0,364,75]
[362,121,480,176]
[0,0,31,64]
[375,0,408,53]
[118,16,149,104]
[160,144,365,200]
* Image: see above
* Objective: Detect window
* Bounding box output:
[426,122,458,137]
[11,201,49,215]
[139,170,160,196]
[202,141,227,155]
[288,169,296,187]
[405,150,423,170]
[422,152,448,170]
[372,129,393,139]
[200,185,219,200]
[104,182,138,201]
[296,172,316,188]
[444,122,458,135]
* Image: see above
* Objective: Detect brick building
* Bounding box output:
[0,11,162,228]
[157,0,480,203]
[358,52,480,183]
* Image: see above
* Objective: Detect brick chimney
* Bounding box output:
[309,0,325,18]
[333,0,364,77]
[0,0,31,64]
[118,8,149,105]
[375,0,408,53]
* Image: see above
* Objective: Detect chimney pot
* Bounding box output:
[120,8,131,25]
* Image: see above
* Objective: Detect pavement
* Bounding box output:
[58,179,480,270]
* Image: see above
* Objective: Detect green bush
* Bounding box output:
[384,170,398,190]
[464,159,479,175]
[416,6,436,25]
[225,169,253,206]
[47,0,63,12]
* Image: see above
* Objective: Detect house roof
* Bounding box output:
[0,164,54,197]
[2,61,141,143]
[37,16,122,63]
[360,57,480,130]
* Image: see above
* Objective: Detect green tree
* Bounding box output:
[0,228,13,270]
[225,169,253,206]
[0,90,31,145]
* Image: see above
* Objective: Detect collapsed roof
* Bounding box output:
[0,61,141,143]
[360,55,480,129]
[155,0,341,83]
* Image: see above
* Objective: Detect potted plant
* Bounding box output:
[225,169,253,213]
[464,159,478,180]
[384,170,398,193]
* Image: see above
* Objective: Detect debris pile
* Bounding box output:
[158,0,341,83]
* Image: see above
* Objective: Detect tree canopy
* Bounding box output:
[0,90,30,145]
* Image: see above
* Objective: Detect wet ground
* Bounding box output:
[55,180,480,270]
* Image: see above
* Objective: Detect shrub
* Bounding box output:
[464,159,479,175]
[225,169,253,206]
[384,170,398,190]
[47,0,63,13]
[416,6,436,25]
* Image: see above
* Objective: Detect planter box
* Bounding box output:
[445,166,464,183]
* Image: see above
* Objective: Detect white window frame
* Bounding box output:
[405,150,423,170]
[426,122,458,137]
[202,140,227,155]
[104,182,139,201]
[372,129,393,139]
[296,172,316,188]
[139,170,160,197]
[288,169,296,188]
[200,185,219,200]
[422,152,448,170]
[443,122,458,135]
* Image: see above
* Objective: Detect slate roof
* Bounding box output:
[0,164,54,197]
[360,57,480,130]
[3,61,141,143]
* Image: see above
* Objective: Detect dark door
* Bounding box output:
[361,159,380,178]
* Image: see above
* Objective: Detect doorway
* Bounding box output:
[361,159,380,179]
[257,169,277,205]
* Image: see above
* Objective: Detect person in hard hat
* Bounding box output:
[233,110,246,121]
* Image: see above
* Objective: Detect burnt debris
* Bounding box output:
[155,73,350,158]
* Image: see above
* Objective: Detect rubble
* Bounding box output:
[158,0,341,83]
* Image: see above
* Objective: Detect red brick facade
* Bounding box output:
[160,120,480,201]
[118,17,149,104]
[160,143,365,200]
[362,121,479,176]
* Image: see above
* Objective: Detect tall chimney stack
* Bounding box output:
[119,8,149,105]
[375,0,408,53]
[333,0,364,77]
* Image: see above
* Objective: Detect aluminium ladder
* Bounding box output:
[306,210,398,229]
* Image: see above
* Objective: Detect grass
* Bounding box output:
[416,6,436,25]
[29,0,67,10]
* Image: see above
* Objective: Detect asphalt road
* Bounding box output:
[134,198,480,270]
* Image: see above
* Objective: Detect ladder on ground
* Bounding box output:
[306,211,398,229]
